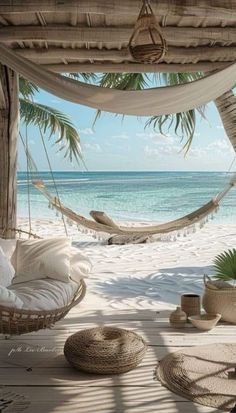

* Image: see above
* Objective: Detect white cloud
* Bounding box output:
[144,136,234,160]
[50,99,61,104]
[112,132,129,140]
[83,143,102,152]
[79,128,94,135]
[188,147,207,158]
[216,125,224,129]
[188,139,234,159]
[144,146,159,158]
[136,131,175,145]
[206,139,234,154]
[144,143,180,158]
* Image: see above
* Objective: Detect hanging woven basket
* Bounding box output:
[128,0,167,64]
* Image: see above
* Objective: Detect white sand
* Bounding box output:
[19,218,236,312]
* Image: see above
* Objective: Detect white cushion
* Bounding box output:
[0,285,23,309]
[11,237,71,284]
[0,239,16,260]
[70,247,92,283]
[9,278,79,311]
[0,246,15,287]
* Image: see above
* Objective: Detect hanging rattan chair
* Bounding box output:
[0,228,87,335]
[0,280,86,335]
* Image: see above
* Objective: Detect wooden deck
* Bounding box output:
[1,306,235,413]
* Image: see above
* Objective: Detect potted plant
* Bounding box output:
[202,248,236,323]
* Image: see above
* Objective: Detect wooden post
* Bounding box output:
[0,65,19,239]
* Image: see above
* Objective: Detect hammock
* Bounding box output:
[33,174,236,239]
[0,44,236,116]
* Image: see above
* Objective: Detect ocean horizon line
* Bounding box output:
[18,169,232,173]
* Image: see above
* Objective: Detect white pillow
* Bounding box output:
[0,239,16,259]
[9,278,78,311]
[11,238,71,285]
[0,246,15,287]
[70,247,92,283]
[0,285,23,309]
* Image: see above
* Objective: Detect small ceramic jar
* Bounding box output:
[169,306,187,328]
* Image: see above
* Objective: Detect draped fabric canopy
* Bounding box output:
[0,44,236,116]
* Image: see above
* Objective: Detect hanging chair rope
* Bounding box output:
[19,128,68,237]
[25,125,32,235]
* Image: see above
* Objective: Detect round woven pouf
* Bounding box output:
[64,326,147,374]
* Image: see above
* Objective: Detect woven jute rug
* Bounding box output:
[156,344,236,411]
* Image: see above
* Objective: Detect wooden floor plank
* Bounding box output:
[4,386,219,413]
[0,308,234,412]
[3,332,235,346]
[0,343,178,368]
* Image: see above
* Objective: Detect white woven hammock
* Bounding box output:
[33,172,236,240]
[0,44,236,116]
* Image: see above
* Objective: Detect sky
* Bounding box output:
[18,88,235,172]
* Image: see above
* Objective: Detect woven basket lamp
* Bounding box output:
[128,0,167,64]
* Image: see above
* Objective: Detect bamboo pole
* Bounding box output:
[0,0,235,20]
[15,46,236,63]
[0,26,235,45]
[0,65,18,239]
[44,62,228,73]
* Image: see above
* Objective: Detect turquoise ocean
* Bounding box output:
[17,171,236,223]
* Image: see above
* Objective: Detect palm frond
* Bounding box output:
[19,98,82,162]
[213,249,236,282]
[67,73,97,83]
[19,76,39,99]
[146,72,204,152]
[94,71,206,151]
[94,72,150,124]
[98,72,150,90]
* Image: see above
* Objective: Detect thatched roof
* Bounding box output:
[0,1,236,73]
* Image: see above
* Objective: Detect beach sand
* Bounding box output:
[19,218,236,312]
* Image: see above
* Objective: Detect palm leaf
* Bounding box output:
[146,72,204,153]
[97,72,149,90]
[67,72,97,83]
[213,249,236,282]
[19,77,39,99]
[19,98,82,162]
[95,71,206,151]
[94,72,150,124]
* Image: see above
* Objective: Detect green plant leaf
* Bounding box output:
[94,71,206,151]
[19,77,39,99]
[213,249,236,282]
[67,73,97,83]
[19,98,82,162]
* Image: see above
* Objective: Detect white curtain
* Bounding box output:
[0,44,235,116]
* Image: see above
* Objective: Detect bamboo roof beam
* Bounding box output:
[0,0,236,20]
[0,26,236,45]
[44,62,228,73]
[15,46,236,63]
